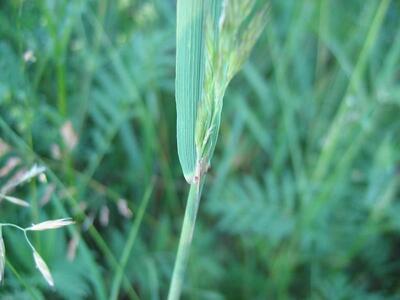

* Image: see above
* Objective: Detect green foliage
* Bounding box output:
[0,0,399,299]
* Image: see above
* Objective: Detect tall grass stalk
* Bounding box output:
[169,0,268,298]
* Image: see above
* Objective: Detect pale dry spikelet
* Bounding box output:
[117,199,133,218]
[0,139,10,157]
[17,164,46,185]
[0,227,5,283]
[27,218,75,231]
[1,164,46,195]
[100,205,110,226]
[33,251,54,287]
[0,157,21,177]
[0,193,30,207]
[60,121,78,151]
[23,50,36,63]
[67,236,79,262]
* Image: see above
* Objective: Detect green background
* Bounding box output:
[0,0,399,299]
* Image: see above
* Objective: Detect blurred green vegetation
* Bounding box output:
[0,0,399,299]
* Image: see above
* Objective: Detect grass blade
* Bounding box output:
[176,0,206,183]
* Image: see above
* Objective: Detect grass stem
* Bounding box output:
[168,181,203,300]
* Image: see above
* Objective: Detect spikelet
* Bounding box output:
[0,227,5,283]
[33,251,54,287]
[27,218,75,231]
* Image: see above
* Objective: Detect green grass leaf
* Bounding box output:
[175,0,206,183]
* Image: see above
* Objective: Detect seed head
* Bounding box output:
[33,251,54,287]
[27,218,75,231]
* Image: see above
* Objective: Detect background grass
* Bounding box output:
[0,0,399,299]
